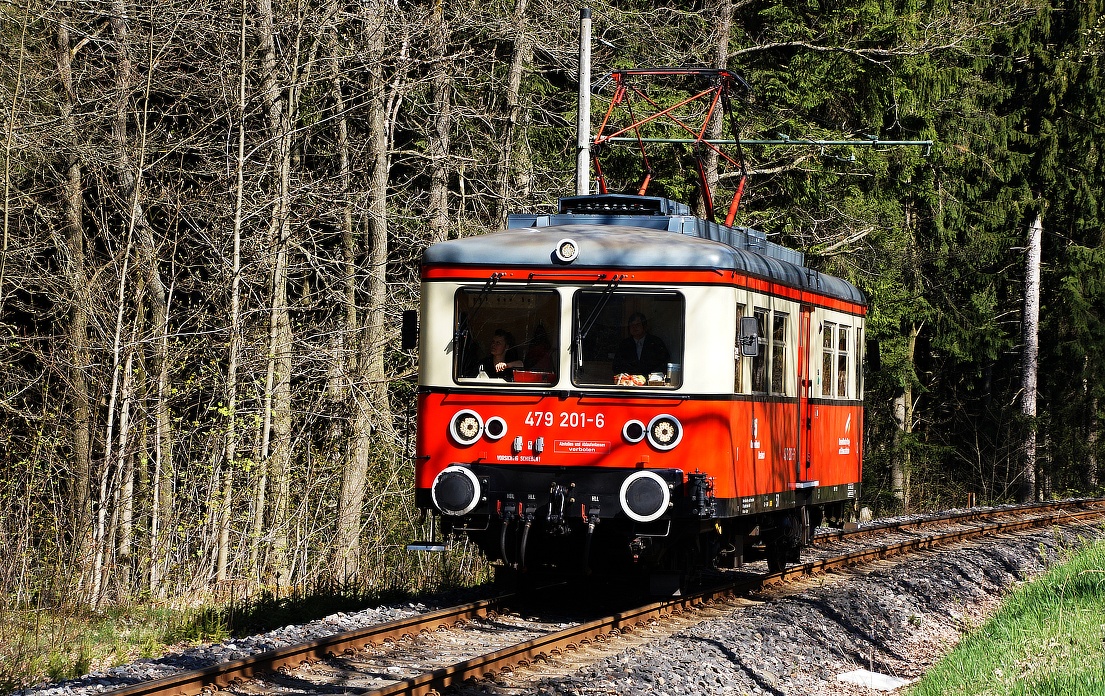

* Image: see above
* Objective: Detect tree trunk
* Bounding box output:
[427,0,453,245]
[55,19,95,594]
[1089,396,1100,489]
[1,12,30,313]
[699,0,732,218]
[891,322,919,510]
[329,0,359,582]
[94,219,135,606]
[216,0,250,585]
[1019,213,1042,502]
[257,0,295,586]
[495,0,531,225]
[334,1,396,582]
[113,0,174,597]
[116,326,139,592]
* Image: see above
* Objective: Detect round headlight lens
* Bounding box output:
[554,237,579,263]
[484,416,507,441]
[646,414,683,451]
[432,466,482,516]
[449,409,483,446]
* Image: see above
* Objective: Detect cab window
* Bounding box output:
[572,291,683,388]
[452,288,560,385]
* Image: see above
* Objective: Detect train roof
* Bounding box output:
[423,222,866,306]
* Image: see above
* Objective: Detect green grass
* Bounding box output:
[0,585,405,694]
[0,573,484,696]
[0,602,230,694]
[909,537,1105,696]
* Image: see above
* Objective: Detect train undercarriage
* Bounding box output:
[423,462,856,579]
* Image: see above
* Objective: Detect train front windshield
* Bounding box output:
[452,288,561,385]
[450,287,685,389]
[572,291,684,388]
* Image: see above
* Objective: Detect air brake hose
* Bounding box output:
[519,519,532,569]
[500,517,512,567]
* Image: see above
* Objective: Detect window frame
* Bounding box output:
[821,321,837,398]
[836,325,850,398]
[771,311,789,395]
[450,286,562,386]
[569,289,686,390]
[820,319,859,400]
[748,305,790,396]
[751,307,769,393]
[855,327,864,399]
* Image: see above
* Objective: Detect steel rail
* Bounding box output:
[102,500,1105,696]
[101,594,516,696]
[788,505,1105,586]
[814,498,1105,544]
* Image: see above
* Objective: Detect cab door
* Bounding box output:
[795,304,815,484]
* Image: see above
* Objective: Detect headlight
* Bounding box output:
[646,414,683,451]
[484,416,508,441]
[622,419,646,443]
[449,409,483,446]
[554,237,580,263]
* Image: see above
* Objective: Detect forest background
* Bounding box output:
[0,0,1103,618]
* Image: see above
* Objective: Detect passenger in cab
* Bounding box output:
[612,312,669,376]
[475,329,523,380]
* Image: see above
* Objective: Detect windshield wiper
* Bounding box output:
[572,274,623,367]
[453,273,502,366]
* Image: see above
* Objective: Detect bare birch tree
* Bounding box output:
[216,0,250,585]
[1019,212,1042,502]
[426,0,454,245]
[255,0,299,585]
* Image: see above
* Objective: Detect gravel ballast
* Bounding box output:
[479,522,1105,696]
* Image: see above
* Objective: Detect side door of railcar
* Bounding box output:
[795,303,815,487]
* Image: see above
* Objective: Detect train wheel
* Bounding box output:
[765,537,787,572]
[766,508,807,571]
[807,505,824,543]
[788,506,810,562]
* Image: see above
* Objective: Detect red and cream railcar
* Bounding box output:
[413,194,865,573]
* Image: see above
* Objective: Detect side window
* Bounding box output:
[572,291,684,388]
[771,312,788,395]
[837,326,850,398]
[751,308,768,393]
[734,303,746,393]
[856,327,864,398]
[822,321,836,398]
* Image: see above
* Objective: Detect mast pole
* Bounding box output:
[576,7,592,195]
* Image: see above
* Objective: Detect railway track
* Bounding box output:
[102,499,1105,696]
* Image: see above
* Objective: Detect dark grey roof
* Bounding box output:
[423,224,865,306]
